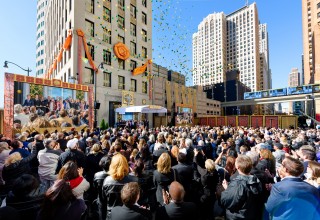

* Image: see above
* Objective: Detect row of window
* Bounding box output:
[85,69,148,93]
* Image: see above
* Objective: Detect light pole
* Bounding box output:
[94,62,104,127]
[4,61,31,76]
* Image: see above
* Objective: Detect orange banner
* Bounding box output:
[132,59,152,76]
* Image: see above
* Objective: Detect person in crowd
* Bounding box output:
[257,148,276,177]
[172,153,193,201]
[85,143,105,202]
[155,181,197,220]
[14,104,29,126]
[0,142,10,188]
[2,144,37,193]
[153,153,176,206]
[23,94,34,107]
[34,94,41,107]
[221,155,263,220]
[9,139,30,158]
[94,156,112,220]
[56,109,73,125]
[297,146,316,179]
[37,179,87,220]
[56,138,86,173]
[57,161,90,199]
[272,143,286,170]
[102,153,138,220]
[304,160,320,189]
[37,139,61,188]
[265,156,320,219]
[4,174,46,219]
[110,182,152,220]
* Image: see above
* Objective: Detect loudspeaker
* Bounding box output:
[94,102,101,109]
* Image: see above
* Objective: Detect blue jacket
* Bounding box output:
[265,177,320,220]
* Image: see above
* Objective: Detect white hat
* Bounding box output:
[67,138,79,149]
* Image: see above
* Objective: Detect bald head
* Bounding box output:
[169,181,185,203]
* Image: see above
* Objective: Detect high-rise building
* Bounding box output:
[302,0,320,84]
[44,0,152,127]
[193,3,265,92]
[288,68,302,114]
[35,0,47,77]
[259,23,271,90]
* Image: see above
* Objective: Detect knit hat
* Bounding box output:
[67,138,78,149]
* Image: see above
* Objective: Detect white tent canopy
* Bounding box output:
[115,105,167,114]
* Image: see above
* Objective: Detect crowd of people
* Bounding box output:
[0,124,319,220]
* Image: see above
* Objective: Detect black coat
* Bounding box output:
[56,149,86,173]
[220,174,263,220]
[172,163,193,195]
[153,169,175,205]
[85,152,105,183]
[2,148,37,193]
[102,175,138,220]
[155,202,197,220]
[111,205,151,220]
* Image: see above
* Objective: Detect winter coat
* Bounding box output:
[220,174,263,220]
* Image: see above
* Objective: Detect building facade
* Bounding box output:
[302,0,320,84]
[36,0,47,77]
[44,0,152,127]
[193,3,265,93]
[288,68,302,114]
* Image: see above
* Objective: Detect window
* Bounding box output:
[85,19,94,37]
[318,12,320,18]
[130,79,137,92]
[103,28,111,44]
[142,81,148,93]
[130,4,136,18]
[118,58,125,69]
[118,15,125,29]
[118,34,125,43]
[118,76,125,90]
[142,29,147,42]
[103,7,111,22]
[142,46,147,58]
[86,0,94,13]
[85,67,94,84]
[142,12,147,24]
[130,41,136,55]
[103,72,111,87]
[103,50,111,65]
[130,23,136,36]
[142,0,147,7]
[318,2,320,9]
[130,60,137,71]
[118,0,124,10]
[85,43,94,60]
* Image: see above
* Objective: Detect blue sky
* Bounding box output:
[0,0,302,108]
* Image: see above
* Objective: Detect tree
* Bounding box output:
[100,119,106,130]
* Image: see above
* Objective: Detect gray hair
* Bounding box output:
[14,104,23,114]
[185,138,193,148]
[198,140,205,146]
[149,134,155,143]
[246,151,260,167]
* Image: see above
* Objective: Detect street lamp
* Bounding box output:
[93,62,104,127]
[4,61,31,76]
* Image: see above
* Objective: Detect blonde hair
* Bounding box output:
[108,154,129,181]
[91,143,102,154]
[171,146,179,159]
[5,152,22,166]
[205,159,216,173]
[157,153,171,174]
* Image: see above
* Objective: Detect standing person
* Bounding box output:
[155,181,197,220]
[38,139,61,189]
[272,143,286,170]
[23,94,34,107]
[37,179,87,220]
[220,155,263,220]
[265,156,320,220]
[14,104,29,126]
[153,153,176,206]
[304,161,320,189]
[102,153,138,220]
[110,182,152,220]
[57,161,90,199]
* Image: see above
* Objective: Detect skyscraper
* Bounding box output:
[35,0,47,77]
[44,0,152,126]
[193,3,266,92]
[259,23,271,90]
[288,68,302,114]
[302,0,320,84]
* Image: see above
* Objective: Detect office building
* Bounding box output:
[44,0,152,127]
[193,3,265,92]
[288,68,302,114]
[36,0,47,77]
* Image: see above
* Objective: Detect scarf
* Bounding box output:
[67,176,83,189]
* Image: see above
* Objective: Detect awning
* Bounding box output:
[115,105,167,114]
